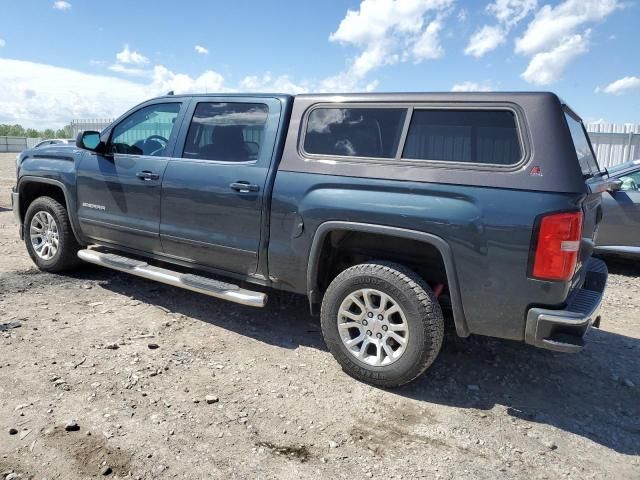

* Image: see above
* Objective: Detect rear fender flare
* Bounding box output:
[306,221,470,337]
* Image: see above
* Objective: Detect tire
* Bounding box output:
[321,261,444,388]
[24,196,80,272]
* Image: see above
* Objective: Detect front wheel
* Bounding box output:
[24,196,80,272]
[320,262,444,388]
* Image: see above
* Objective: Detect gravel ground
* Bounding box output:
[0,153,639,479]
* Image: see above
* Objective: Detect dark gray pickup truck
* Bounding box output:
[12,92,612,387]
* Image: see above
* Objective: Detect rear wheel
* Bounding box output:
[24,196,80,272]
[321,261,444,388]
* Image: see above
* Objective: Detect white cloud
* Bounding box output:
[108,64,150,77]
[451,81,494,92]
[115,45,149,65]
[151,65,226,94]
[521,31,589,85]
[329,0,453,79]
[53,1,71,10]
[600,76,640,95]
[413,19,445,60]
[0,58,149,128]
[487,0,537,27]
[239,74,309,94]
[515,0,618,55]
[0,58,239,128]
[194,45,209,55]
[464,25,505,58]
[464,0,536,58]
[516,0,620,85]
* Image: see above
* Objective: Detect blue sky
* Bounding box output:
[0,0,638,128]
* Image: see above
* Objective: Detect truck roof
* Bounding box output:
[155,91,558,101]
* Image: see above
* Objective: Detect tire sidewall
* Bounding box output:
[24,199,66,270]
[322,268,438,385]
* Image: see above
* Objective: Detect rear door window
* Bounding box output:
[402,110,522,165]
[564,112,600,176]
[182,102,269,162]
[303,108,407,159]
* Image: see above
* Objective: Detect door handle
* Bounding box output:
[136,171,160,181]
[230,181,260,193]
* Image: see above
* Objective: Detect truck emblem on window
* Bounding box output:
[82,202,106,211]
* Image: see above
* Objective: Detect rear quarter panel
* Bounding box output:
[269,174,583,340]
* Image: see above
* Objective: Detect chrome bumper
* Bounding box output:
[525,257,608,353]
[11,188,20,222]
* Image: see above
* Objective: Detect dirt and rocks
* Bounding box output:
[0,153,638,479]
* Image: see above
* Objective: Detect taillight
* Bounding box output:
[532,211,583,281]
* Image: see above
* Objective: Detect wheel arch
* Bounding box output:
[306,221,470,337]
[17,177,84,245]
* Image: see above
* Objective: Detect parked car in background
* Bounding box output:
[595,159,640,257]
[12,92,612,387]
[33,138,76,148]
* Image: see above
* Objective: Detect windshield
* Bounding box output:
[564,112,600,177]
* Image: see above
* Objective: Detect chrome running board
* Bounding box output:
[77,249,267,308]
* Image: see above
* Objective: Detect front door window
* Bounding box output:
[110,103,181,156]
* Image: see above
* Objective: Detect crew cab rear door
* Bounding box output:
[159,97,282,275]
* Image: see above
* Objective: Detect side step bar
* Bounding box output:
[77,249,267,308]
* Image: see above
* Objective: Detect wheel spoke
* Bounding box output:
[388,331,407,345]
[388,322,407,332]
[382,342,395,359]
[338,321,362,331]
[358,338,370,358]
[345,334,365,348]
[348,293,366,312]
[378,292,390,312]
[384,304,401,317]
[339,309,363,321]
[374,342,384,366]
[362,290,377,310]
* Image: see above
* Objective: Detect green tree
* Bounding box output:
[26,128,40,138]
[42,129,56,139]
[0,124,10,136]
[8,124,26,136]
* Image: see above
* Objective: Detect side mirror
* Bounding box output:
[76,131,103,152]
[607,178,623,192]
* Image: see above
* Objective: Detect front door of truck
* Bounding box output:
[76,101,185,253]
[160,97,282,275]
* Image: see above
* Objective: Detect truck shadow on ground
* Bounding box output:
[73,264,640,456]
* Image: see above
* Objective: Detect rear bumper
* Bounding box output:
[525,257,608,353]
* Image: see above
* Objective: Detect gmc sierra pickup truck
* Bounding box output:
[12,92,612,387]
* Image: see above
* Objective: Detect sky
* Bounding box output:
[0,0,638,129]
